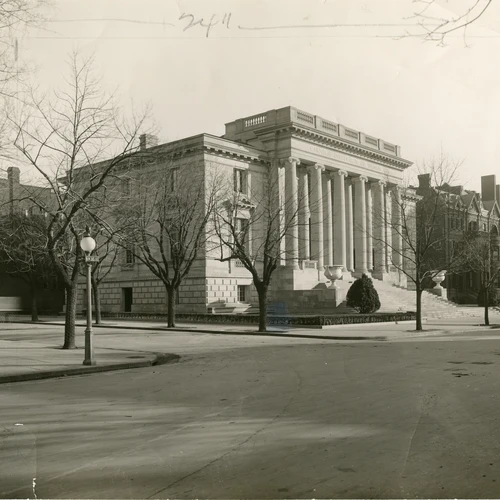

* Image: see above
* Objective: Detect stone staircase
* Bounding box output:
[207,277,485,319]
[372,279,483,319]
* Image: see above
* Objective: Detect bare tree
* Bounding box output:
[371,154,465,331]
[405,0,493,46]
[0,0,46,95]
[0,211,56,320]
[213,160,308,333]
[115,159,220,328]
[10,51,151,349]
[455,228,500,326]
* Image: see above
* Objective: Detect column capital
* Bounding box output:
[353,175,368,184]
[332,169,348,178]
[308,163,325,173]
[280,157,301,167]
[371,179,387,188]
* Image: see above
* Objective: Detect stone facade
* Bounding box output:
[77,106,415,314]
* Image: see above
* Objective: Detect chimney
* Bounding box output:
[7,166,20,215]
[139,134,159,151]
[417,173,431,192]
[481,174,496,202]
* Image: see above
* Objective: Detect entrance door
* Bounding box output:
[123,287,133,312]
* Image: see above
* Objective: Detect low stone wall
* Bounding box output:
[100,311,416,326]
[0,311,25,322]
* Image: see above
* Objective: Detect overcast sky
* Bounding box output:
[19,0,500,192]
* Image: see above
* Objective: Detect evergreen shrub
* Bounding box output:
[346,273,381,313]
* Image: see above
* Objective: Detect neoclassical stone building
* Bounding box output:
[87,107,415,314]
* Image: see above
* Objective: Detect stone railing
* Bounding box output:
[300,260,317,270]
[244,113,268,128]
[234,106,400,157]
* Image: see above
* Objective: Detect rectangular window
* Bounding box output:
[125,246,135,264]
[235,218,249,250]
[169,228,180,259]
[121,178,131,197]
[234,169,247,194]
[237,285,246,302]
[168,168,178,192]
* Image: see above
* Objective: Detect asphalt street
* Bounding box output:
[2,327,500,498]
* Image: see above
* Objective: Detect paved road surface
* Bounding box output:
[2,328,500,498]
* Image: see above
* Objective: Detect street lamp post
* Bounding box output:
[80,226,96,366]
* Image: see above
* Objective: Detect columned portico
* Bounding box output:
[221,106,414,303]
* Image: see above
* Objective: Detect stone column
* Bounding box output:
[309,163,325,269]
[345,178,354,272]
[392,187,403,269]
[353,176,368,275]
[281,157,300,269]
[298,167,310,261]
[366,183,373,271]
[371,180,386,276]
[322,172,333,266]
[270,160,286,266]
[385,188,393,270]
[333,170,347,271]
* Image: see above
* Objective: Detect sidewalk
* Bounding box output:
[0,332,179,384]
[2,312,499,384]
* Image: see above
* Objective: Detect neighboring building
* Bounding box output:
[77,106,416,315]
[0,167,64,313]
[416,173,500,304]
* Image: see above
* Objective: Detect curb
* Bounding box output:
[0,352,180,385]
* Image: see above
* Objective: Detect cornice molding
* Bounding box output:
[273,125,412,171]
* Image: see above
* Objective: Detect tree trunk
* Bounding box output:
[30,288,38,322]
[166,286,176,328]
[92,275,102,325]
[63,286,78,349]
[257,284,268,333]
[415,285,423,331]
[484,288,490,326]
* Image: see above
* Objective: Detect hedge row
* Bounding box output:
[100,311,416,326]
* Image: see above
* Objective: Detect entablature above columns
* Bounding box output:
[286,136,407,186]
